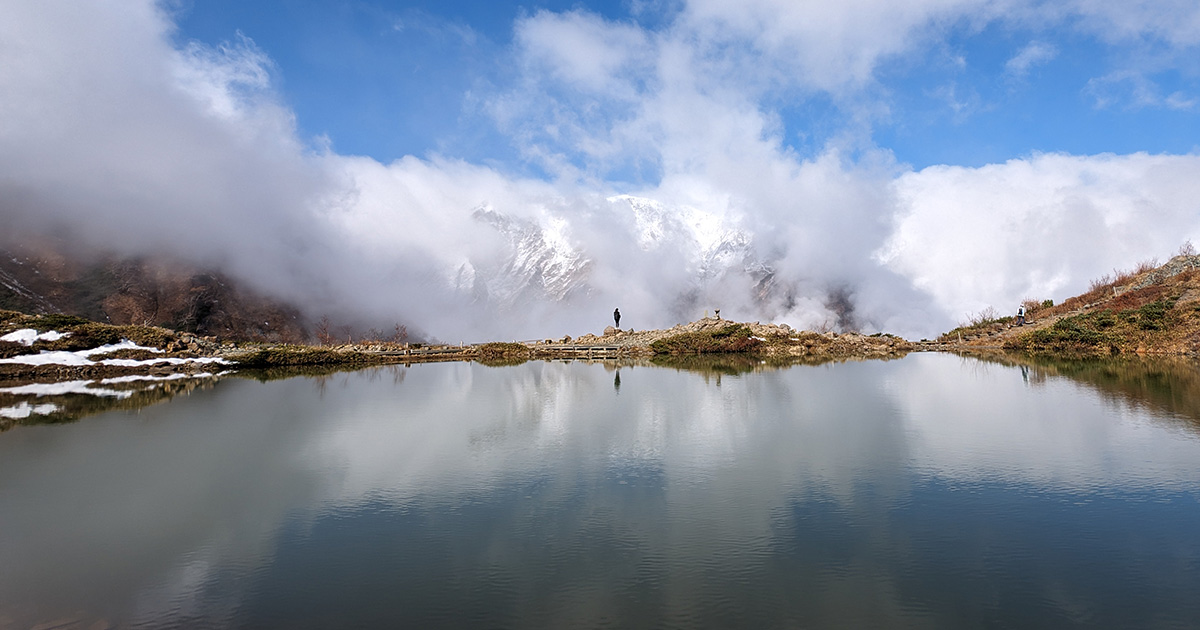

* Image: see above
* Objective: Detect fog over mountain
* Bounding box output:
[2,1,1199,342]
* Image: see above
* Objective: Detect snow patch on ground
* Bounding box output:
[0,402,61,419]
[81,340,163,356]
[1,328,71,346]
[0,339,230,367]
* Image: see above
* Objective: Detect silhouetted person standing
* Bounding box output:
[614,308,621,328]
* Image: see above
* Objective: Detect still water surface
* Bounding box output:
[2,354,1200,628]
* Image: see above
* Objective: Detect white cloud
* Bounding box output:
[880,152,1200,323]
[1165,91,1199,110]
[680,0,992,93]
[1084,69,1188,110]
[1005,40,1057,77]
[1062,0,1200,47]
[929,81,984,119]
[515,10,653,95]
[172,33,274,121]
[392,9,479,47]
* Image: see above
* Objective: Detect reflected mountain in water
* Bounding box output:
[964,351,1200,426]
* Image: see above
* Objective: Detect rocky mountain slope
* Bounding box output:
[934,254,1200,355]
[0,237,307,342]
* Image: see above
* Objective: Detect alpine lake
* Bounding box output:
[2,352,1200,629]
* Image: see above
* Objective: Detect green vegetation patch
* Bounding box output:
[1021,313,1115,353]
[0,310,25,328]
[1010,296,1180,354]
[650,324,763,355]
[0,340,28,359]
[1135,297,1175,331]
[233,346,384,368]
[28,313,91,329]
[32,323,178,352]
[478,342,530,361]
[1,311,184,352]
[476,342,530,366]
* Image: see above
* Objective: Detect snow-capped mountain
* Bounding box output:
[451,205,592,310]
[450,195,785,320]
[612,193,780,305]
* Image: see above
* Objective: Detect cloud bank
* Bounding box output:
[1,0,1199,341]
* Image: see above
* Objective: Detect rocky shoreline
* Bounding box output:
[7,248,1200,387]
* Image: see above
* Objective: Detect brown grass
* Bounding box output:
[1106,284,1168,311]
[478,342,530,361]
[650,324,763,354]
[1040,263,1154,319]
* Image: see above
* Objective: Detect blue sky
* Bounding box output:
[174,0,638,168]
[171,0,1200,173]
[4,0,1200,339]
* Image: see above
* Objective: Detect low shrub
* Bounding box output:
[0,310,25,328]
[650,324,763,354]
[33,324,121,351]
[478,342,529,361]
[1135,297,1176,331]
[0,340,30,359]
[32,314,91,329]
[1009,296,1180,354]
[1018,314,1114,354]
[234,346,381,367]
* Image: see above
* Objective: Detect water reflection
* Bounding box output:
[1014,353,1200,427]
[0,355,1198,628]
[0,374,225,433]
[0,365,406,433]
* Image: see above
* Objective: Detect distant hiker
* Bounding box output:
[715,309,721,320]
[1016,304,1026,326]
[614,308,621,328]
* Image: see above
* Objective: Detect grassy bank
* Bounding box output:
[1,311,188,355]
[649,324,763,354]
[1005,285,1200,355]
[229,345,391,368]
